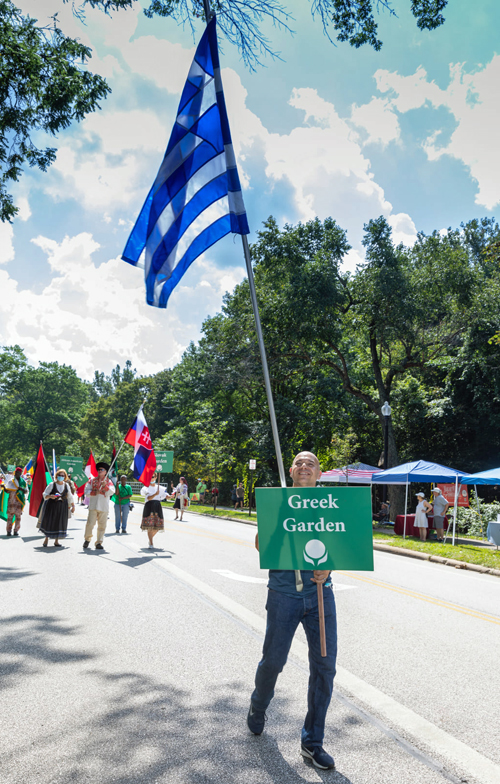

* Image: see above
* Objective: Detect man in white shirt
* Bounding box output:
[431,487,449,542]
[83,462,114,550]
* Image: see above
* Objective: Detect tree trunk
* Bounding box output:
[379,416,405,519]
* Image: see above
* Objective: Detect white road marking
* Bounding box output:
[212,569,267,583]
[150,556,500,784]
[212,569,356,591]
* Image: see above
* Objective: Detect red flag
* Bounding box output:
[29,443,48,517]
[84,451,97,480]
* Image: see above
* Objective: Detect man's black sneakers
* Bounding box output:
[247,702,267,735]
[301,744,335,770]
[83,540,90,549]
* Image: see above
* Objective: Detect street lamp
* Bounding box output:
[381,401,392,505]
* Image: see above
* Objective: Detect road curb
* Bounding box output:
[373,542,500,578]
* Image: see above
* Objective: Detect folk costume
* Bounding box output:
[3,471,27,535]
[39,481,74,540]
[140,483,167,532]
[84,463,114,547]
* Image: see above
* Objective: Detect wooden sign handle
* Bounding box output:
[317,581,327,657]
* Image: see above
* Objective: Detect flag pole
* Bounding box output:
[201,2,301,595]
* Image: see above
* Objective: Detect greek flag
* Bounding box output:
[122,16,249,308]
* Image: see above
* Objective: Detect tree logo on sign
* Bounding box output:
[303,539,328,566]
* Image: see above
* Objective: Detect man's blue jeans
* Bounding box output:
[114,503,130,531]
[251,587,337,747]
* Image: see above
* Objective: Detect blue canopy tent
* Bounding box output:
[461,468,500,544]
[460,467,500,484]
[372,460,466,543]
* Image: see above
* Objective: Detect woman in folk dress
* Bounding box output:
[415,491,433,541]
[140,473,167,548]
[39,468,75,547]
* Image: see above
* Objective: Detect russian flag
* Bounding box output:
[125,408,157,486]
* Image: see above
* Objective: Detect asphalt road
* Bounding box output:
[1,504,499,784]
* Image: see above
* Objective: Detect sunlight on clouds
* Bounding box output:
[374,57,500,210]
[388,213,418,246]
[350,97,400,146]
[0,231,245,379]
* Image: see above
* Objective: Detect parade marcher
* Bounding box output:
[196,478,207,504]
[415,492,433,541]
[247,451,337,771]
[83,462,114,550]
[236,482,244,510]
[38,468,75,547]
[431,487,450,542]
[173,476,188,521]
[4,467,27,536]
[140,472,167,548]
[113,475,133,533]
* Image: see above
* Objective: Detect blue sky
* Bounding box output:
[2,0,499,378]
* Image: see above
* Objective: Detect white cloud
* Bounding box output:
[373,57,500,210]
[388,212,418,247]
[0,223,14,265]
[0,231,245,379]
[16,197,31,222]
[350,97,400,146]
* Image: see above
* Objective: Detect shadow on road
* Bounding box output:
[4,669,355,783]
[0,566,37,581]
[0,614,94,692]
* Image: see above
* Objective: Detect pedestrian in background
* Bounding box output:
[415,492,433,541]
[114,475,133,533]
[431,487,449,542]
[39,468,74,547]
[173,476,188,521]
[3,467,27,536]
[83,462,114,550]
[236,482,244,510]
[196,478,207,504]
[231,484,238,509]
[140,472,166,548]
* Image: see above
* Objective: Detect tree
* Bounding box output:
[0,0,129,221]
[144,0,448,67]
[0,360,89,462]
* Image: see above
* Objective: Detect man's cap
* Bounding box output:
[431,487,442,494]
[96,461,110,471]
[120,475,127,480]
[415,492,425,498]
[15,466,23,472]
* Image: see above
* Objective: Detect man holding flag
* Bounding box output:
[83,462,114,550]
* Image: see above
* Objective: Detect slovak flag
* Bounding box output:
[124,407,157,485]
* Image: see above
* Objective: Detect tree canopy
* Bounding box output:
[2,213,498,508]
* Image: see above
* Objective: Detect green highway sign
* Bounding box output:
[155,450,173,472]
[256,486,374,571]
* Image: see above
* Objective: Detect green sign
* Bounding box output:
[155,450,173,472]
[256,486,374,571]
[59,456,84,473]
[7,464,15,473]
[70,469,88,488]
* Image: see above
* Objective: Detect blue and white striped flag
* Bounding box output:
[122,16,249,308]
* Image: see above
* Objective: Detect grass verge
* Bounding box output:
[373,532,500,570]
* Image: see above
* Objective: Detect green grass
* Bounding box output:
[373,532,500,570]
[131,495,256,522]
